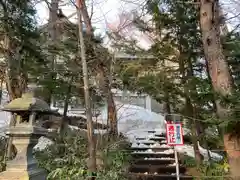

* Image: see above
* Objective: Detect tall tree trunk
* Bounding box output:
[200,0,240,178]
[206,60,224,142]
[78,0,118,136]
[163,91,171,121]
[0,80,3,104]
[179,60,202,164]
[5,46,27,100]
[4,36,27,160]
[76,0,93,36]
[177,33,202,164]
[96,64,118,136]
[77,2,97,177]
[59,77,73,135]
[205,61,224,142]
[107,87,117,136]
[46,0,59,105]
[107,57,118,136]
[5,54,26,160]
[187,57,205,163]
[185,97,203,164]
[1,1,27,162]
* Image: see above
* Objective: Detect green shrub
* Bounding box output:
[182,154,230,180]
[0,136,6,172]
[35,130,131,180]
[182,155,197,168]
[197,158,230,180]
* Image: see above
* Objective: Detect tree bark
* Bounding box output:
[78,0,118,136]
[45,0,59,105]
[96,63,118,136]
[200,0,240,178]
[179,61,202,164]
[107,87,118,136]
[4,36,27,160]
[177,31,202,164]
[163,89,171,121]
[76,0,94,36]
[77,3,97,178]
[59,77,73,135]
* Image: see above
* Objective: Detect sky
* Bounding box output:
[35,1,240,27]
[35,0,146,49]
[35,0,240,51]
[35,0,142,34]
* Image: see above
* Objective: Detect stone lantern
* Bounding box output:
[0,93,53,180]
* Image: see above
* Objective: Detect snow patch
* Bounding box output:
[34,136,54,151]
[144,157,174,160]
[132,148,174,154]
[175,144,222,161]
[99,102,166,134]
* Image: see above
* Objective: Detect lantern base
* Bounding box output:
[0,168,47,180]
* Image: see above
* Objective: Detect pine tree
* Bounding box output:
[0,0,43,159]
[0,0,41,99]
[45,0,59,105]
[223,33,240,86]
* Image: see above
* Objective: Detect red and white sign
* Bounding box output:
[166,122,184,146]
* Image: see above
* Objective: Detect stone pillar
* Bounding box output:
[0,124,47,180]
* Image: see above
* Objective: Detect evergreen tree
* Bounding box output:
[223,33,240,87]
[0,0,43,99]
[0,0,45,160]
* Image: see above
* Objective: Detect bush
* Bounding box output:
[182,155,230,180]
[35,130,131,180]
[0,136,6,172]
[182,155,197,168]
[197,159,230,180]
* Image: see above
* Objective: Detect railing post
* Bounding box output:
[173,114,180,180]
[174,146,180,180]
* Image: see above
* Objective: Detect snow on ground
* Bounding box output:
[53,101,167,137]
[33,136,54,151]
[0,111,11,136]
[99,101,166,134]
[0,90,11,130]
[175,144,222,161]
[53,101,166,130]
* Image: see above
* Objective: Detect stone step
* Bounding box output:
[147,130,158,133]
[135,137,166,141]
[128,164,186,174]
[148,138,167,142]
[128,129,192,180]
[131,152,175,159]
[130,147,171,151]
[154,134,166,138]
[133,141,167,146]
[128,173,193,180]
[133,159,176,165]
[136,137,149,141]
[147,131,165,136]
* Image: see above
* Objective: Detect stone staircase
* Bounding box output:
[128,130,193,180]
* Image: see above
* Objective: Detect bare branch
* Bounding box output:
[42,0,51,10]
